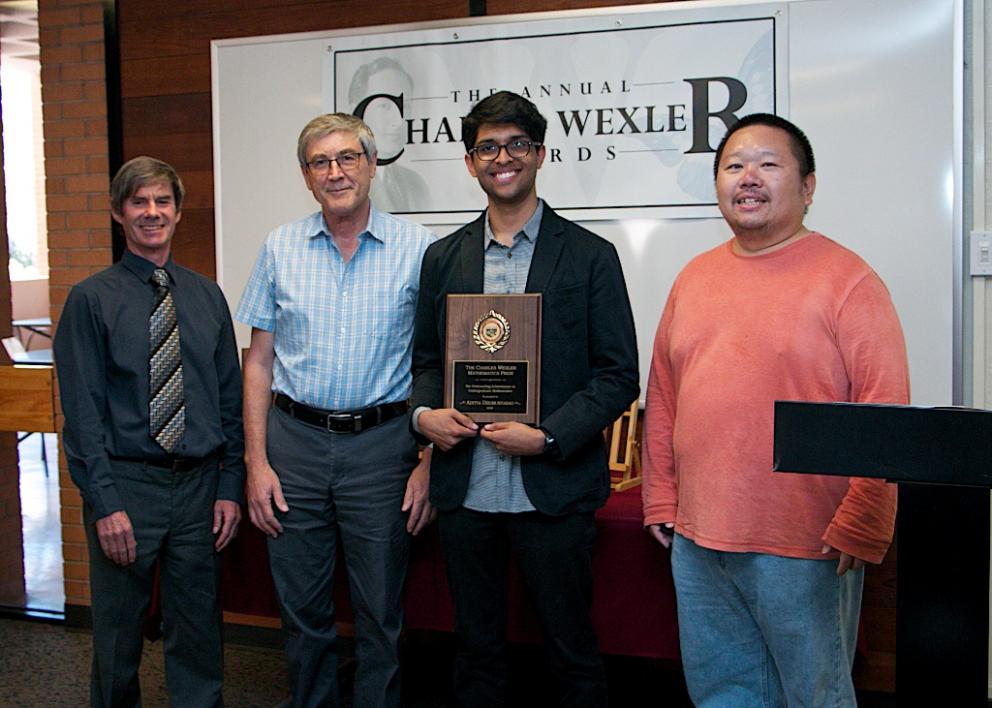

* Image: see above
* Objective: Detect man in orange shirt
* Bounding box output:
[642,114,909,706]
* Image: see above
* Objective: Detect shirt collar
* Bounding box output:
[120,249,175,284]
[310,201,388,245]
[484,199,544,248]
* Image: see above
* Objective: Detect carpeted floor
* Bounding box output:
[0,617,899,707]
[0,617,696,707]
[0,618,290,707]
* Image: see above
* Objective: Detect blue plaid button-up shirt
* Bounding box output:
[236,203,436,410]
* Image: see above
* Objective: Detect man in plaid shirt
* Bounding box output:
[237,113,436,707]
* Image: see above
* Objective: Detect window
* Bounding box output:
[1,2,46,282]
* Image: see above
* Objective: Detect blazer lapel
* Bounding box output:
[525,205,565,293]
[457,213,486,293]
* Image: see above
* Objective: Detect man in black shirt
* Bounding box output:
[54,156,244,707]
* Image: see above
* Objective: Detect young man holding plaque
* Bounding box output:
[411,91,639,707]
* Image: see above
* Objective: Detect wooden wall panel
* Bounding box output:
[169,209,217,280]
[119,2,469,61]
[122,132,213,173]
[121,93,212,136]
[172,171,214,211]
[488,0,672,13]
[116,0,333,23]
[120,54,212,98]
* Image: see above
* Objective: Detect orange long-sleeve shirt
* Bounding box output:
[642,234,909,564]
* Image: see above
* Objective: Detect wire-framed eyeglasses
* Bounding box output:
[469,139,541,161]
[306,152,365,174]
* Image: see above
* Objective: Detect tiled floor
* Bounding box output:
[18,432,64,614]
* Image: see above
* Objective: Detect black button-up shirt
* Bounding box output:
[54,250,245,518]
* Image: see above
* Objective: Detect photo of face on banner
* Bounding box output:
[348,57,431,213]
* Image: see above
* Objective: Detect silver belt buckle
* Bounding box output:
[326,412,355,434]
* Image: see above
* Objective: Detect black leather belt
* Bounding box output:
[274,393,408,434]
[110,454,216,472]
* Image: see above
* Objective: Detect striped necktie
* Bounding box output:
[149,268,185,452]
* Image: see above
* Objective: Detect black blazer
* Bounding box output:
[411,205,639,516]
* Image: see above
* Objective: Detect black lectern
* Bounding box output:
[774,401,991,707]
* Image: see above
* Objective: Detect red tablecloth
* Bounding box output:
[221,487,680,660]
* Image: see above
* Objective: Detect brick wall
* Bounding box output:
[38,0,113,610]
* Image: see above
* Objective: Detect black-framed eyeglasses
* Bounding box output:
[306,152,365,174]
[469,139,541,161]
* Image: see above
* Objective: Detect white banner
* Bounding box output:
[325,5,787,221]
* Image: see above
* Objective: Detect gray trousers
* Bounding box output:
[85,458,223,708]
[265,407,418,708]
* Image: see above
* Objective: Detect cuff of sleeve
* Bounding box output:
[643,505,678,530]
[411,406,431,434]
[410,406,433,445]
[217,468,246,505]
[822,524,891,566]
[92,484,124,521]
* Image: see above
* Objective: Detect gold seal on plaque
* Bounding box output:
[472,310,511,353]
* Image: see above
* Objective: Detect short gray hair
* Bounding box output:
[297,113,377,166]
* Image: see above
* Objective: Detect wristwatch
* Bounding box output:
[539,426,561,459]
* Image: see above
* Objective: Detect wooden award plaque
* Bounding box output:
[444,293,541,423]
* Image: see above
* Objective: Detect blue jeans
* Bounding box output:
[671,534,863,708]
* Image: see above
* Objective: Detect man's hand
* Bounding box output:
[479,422,545,457]
[96,510,136,566]
[647,523,675,549]
[402,452,436,535]
[418,408,478,451]
[246,463,288,538]
[821,544,867,576]
[213,500,242,551]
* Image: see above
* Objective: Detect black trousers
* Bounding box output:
[84,458,223,708]
[438,507,607,708]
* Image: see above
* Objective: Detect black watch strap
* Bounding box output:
[539,426,561,459]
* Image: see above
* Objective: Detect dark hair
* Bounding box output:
[461,91,548,153]
[110,156,185,214]
[713,113,815,179]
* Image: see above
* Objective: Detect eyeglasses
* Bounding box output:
[306,152,365,174]
[469,139,541,161]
